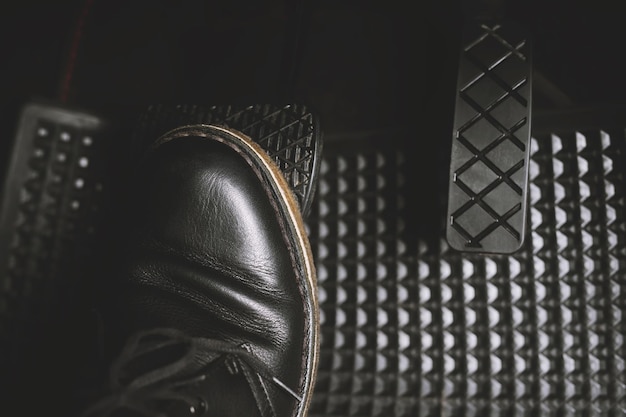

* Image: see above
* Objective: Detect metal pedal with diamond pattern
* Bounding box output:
[446,20,532,254]
[131,104,323,218]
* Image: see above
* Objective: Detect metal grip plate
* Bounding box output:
[446,21,532,254]
[132,104,323,218]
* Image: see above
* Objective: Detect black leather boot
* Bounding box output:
[84,125,319,417]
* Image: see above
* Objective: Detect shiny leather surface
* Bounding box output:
[105,136,313,416]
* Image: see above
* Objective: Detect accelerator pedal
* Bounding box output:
[446,19,533,254]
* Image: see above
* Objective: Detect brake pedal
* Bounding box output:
[132,104,323,218]
[446,19,533,254]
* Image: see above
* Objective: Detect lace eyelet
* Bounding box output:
[189,398,207,415]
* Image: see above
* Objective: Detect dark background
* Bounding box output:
[1,0,625,143]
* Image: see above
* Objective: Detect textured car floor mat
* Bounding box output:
[306,127,626,416]
[2,100,625,416]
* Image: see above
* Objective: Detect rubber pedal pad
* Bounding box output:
[0,101,111,353]
[446,20,532,254]
[131,104,323,218]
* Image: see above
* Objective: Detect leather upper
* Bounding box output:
[105,135,314,417]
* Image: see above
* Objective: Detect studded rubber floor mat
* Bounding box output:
[306,127,626,416]
[2,101,625,416]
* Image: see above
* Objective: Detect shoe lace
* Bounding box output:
[80,328,301,417]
